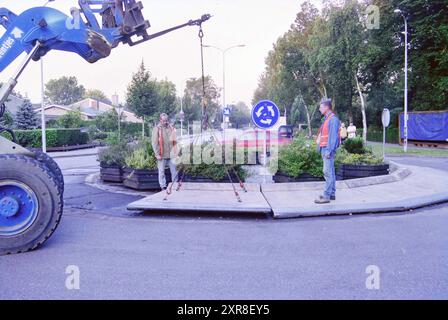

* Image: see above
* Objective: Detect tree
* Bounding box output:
[254,1,325,133]
[126,62,160,124]
[0,111,14,128]
[230,102,251,128]
[16,98,38,130]
[181,76,220,125]
[394,0,448,111]
[58,110,83,128]
[326,0,368,141]
[95,109,119,132]
[45,76,86,105]
[85,89,111,104]
[156,79,177,117]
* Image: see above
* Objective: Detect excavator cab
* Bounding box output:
[0,0,210,255]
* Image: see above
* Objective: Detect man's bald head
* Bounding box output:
[160,113,169,126]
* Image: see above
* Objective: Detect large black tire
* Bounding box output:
[30,149,65,195]
[0,155,63,255]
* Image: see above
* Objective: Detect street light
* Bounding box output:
[40,58,46,153]
[202,44,246,129]
[179,109,185,137]
[179,77,192,137]
[394,8,409,153]
[115,104,123,142]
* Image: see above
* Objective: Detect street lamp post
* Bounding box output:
[116,105,122,142]
[202,44,245,130]
[179,78,192,138]
[179,108,185,138]
[394,9,409,153]
[40,58,46,153]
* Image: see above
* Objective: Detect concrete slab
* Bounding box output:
[268,193,448,219]
[127,183,272,214]
[263,165,448,219]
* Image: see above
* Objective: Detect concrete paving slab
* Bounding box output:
[269,193,448,219]
[127,183,271,214]
[263,165,448,219]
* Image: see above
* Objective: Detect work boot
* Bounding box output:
[315,195,331,204]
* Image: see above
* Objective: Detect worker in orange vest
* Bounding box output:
[315,99,341,204]
[151,113,179,190]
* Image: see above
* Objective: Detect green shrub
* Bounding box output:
[181,141,248,181]
[1,129,89,148]
[90,132,109,141]
[273,136,385,179]
[98,141,131,167]
[335,148,383,165]
[272,136,323,178]
[343,137,366,154]
[57,110,83,128]
[124,139,158,170]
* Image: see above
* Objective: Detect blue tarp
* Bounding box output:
[400,111,448,142]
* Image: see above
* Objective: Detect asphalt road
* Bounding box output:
[391,156,448,172]
[0,154,447,300]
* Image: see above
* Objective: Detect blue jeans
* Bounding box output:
[322,153,336,199]
[157,159,178,189]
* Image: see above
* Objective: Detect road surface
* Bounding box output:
[0,154,447,299]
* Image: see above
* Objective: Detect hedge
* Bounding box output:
[1,129,90,148]
[365,128,400,144]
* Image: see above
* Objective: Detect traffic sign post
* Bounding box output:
[251,100,280,183]
[382,108,391,160]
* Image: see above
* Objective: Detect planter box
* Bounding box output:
[274,172,324,183]
[123,168,172,191]
[183,172,243,183]
[338,164,390,180]
[275,164,390,183]
[100,164,123,183]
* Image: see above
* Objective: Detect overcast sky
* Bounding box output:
[0,0,322,107]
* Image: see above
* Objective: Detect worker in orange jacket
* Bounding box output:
[315,99,341,204]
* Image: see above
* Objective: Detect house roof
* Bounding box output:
[34,104,93,118]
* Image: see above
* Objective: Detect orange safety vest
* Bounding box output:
[158,124,177,157]
[317,112,340,147]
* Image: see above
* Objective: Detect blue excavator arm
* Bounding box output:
[0,0,210,108]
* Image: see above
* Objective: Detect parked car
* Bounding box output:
[278,125,294,139]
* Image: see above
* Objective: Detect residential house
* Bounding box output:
[34,97,143,124]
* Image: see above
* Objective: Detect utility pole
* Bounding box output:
[202,44,246,130]
[394,9,409,153]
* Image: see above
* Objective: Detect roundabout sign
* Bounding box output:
[251,100,280,129]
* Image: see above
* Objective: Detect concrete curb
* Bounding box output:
[86,162,448,220]
[262,161,412,192]
[85,173,150,197]
[272,192,448,219]
[51,152,98,159]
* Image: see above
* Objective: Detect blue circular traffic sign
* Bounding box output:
[223,107,231,116]
[251,100,280,129]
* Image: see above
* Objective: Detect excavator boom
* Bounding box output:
[0,1,211,255]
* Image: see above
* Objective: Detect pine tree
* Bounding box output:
[16,98,38,130]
